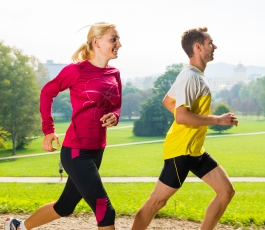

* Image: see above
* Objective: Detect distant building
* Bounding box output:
[208,76,243,92]
[233,62,246,79]
[43,60,67,80]
[208,62,247,93]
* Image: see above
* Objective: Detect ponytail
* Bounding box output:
[72,43,92,63]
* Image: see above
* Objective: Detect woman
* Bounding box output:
[5,22,122,230]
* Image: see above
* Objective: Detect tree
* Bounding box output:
[30,56,50,89]
[52,90,72,121]
[121,84,141,119]
[0,127,10,148]
[209,103,233,133]
[238,79,263,117]
[251,77,265,117]
[133,63,183,136]
[0,41,41,155]
[121,93,141,120]
[133,96,169,136]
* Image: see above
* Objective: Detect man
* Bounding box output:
[131,27,238,230]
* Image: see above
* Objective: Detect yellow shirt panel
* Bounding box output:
[163,94,211,159]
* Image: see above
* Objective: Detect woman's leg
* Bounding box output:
[23,147,83,229]
[17,147,114,230]
[24,202,60,230]
[23,174,83,229]
[62,148,115,229]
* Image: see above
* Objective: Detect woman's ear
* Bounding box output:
[92,37,100,49]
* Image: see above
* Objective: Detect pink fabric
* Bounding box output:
[96,198,107,223]
[71,148,80,159]
[40,61,122,150]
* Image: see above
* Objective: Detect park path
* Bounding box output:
[1,176,265,183]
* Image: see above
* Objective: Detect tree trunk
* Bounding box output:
[11,125,16,155]
[12,137,16,155]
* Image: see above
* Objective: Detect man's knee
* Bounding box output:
[218,185,235,202]
[228,186,235,199]
[149,193,168,210]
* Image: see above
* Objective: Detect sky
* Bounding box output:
[1,0,265,79]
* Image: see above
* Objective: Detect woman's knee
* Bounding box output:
[53,202,75,217]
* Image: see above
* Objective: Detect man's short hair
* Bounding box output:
[181,27,208,58]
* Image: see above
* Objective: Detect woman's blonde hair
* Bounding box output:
[72,22,116,62]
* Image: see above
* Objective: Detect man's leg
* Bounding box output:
[200,166,235,230]
[131,180,177,230]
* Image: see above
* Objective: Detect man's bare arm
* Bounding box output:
[162,95,176,114]
[176,106,238,127]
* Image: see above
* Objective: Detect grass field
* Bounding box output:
[0,120,264,177]
[1,134,265,177]
[0,182,264,227]
[0,119,265,227]
[1,119,265,156]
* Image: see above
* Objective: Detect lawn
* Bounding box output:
[0,120,264,177]
[0,134,264,177]
[0,119,264,157]
[0,119,265,228]
[0,182,264,227]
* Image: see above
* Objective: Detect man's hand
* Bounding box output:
[217,113,238,126]
[100,113,117,128]
[42,133,60,152]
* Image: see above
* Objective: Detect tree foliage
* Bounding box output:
[0,41,42,155]
[216,76,265,118]
[121,93,141,120]
[133,63,183,136]
[0,127,10,148]
[121,83,143,120]
[30,56,50,89]
[52,90,72,121]
[209,102,233,133]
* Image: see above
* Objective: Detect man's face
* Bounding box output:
[201,33,217,63]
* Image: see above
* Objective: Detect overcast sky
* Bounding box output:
[1,0,264,79]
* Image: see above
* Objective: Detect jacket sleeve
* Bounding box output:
[40,64,79,135]
[112,71,122,125]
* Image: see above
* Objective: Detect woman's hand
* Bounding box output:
[42,133,60,152]
[100,113,117,128]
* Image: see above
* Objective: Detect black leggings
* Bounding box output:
[53,146,115,227]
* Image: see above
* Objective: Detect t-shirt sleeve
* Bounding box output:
[40,64,79,135]
[167,74,198,109]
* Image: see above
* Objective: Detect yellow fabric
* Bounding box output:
[163,94,211,159]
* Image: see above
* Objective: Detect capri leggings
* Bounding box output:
[53,146,115,227]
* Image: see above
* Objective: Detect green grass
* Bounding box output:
[0,124,265,177]
[0,182,264,227]
[207,120,265,135]
[0,120,264,157]
[0,120,265,228]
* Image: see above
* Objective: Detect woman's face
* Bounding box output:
[96,27,122,61]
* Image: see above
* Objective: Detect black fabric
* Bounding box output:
[159,152,218,189]
[53,146,115,227]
